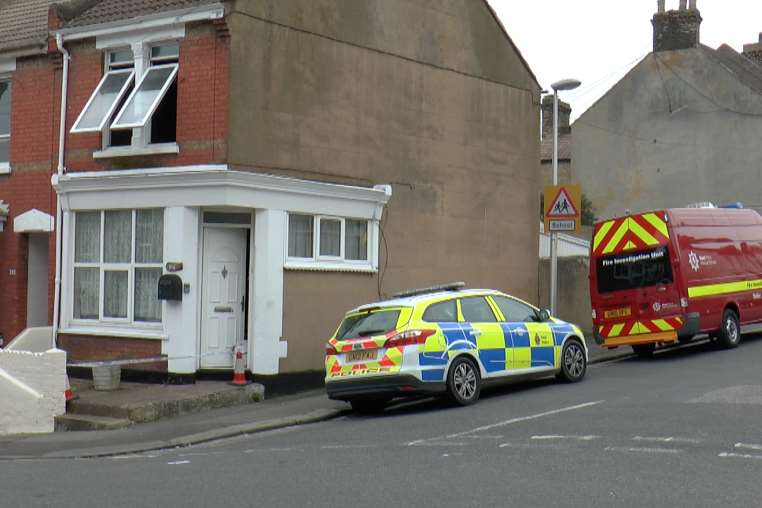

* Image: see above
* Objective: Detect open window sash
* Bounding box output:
[70,69,135,133]
[111,64,178,130]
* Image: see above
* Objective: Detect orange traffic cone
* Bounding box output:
[229,344,250,386]
[64,375,77,402]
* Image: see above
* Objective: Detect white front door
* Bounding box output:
[200,227,247,369]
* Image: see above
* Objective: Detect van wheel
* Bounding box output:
[632,343,655,358]
[447,357,481,406]
[717,309,741,349]
[557,339,586,382]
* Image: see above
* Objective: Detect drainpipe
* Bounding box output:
[52,33,70,349]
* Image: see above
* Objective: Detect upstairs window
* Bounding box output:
[0,79,11,170]
[71,42,179,151]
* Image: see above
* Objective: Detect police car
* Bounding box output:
[325,283,588,413]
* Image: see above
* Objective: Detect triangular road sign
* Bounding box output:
[547,187,578,217]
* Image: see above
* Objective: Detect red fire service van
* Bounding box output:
[589,206,762,357]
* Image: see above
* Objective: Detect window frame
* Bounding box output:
[489,295,541,323]
[70,68,135,133]
[111,63,179,130]
[70,209,165,329]
[285,213,375,271]
[0,75,12,173]
[458,296,499,323]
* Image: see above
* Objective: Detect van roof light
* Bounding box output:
[685,202,716,208]
[391,282,466,299]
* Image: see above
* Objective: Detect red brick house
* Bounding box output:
[2,0,543,380]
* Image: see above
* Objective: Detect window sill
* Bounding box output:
[59,326,167,341]
[0,163,9,175]
[284,261,376,274]
[93,143,179,159]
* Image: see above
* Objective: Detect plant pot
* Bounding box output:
[92,365,121,391]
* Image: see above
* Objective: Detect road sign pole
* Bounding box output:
[550,89,559,316]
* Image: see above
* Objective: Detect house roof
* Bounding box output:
[706,44,762,96]
[58,0,220,28]
[540,134,571,162]
[0,0,59,54]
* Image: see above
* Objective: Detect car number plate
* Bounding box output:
[604,307,632,319]
[345,350,377,363]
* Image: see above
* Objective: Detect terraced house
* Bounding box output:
[1,0,542,381]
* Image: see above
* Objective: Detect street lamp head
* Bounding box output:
[551,78,582,92]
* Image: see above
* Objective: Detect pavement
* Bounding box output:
[0,336,631,460]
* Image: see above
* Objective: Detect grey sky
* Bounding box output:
[488,0,762,120]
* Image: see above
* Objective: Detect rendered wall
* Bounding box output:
[0,348,66,435]
[573,49,762,221]
[228,0,542,373]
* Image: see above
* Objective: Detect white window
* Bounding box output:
[71,42,179,152]
[72,209,164,325]
[0,79,10,171]
[70,69,134,133]
[112,64,178,129]
[286,214,373,270]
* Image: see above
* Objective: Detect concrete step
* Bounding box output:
[65,382,265,424]
[55,414,133,432]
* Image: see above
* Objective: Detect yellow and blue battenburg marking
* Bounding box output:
[415,322,579,382]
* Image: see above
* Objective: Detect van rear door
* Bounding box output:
[591,212,684,342]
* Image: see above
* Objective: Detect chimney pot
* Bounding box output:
[689,0,697,9]
[652,2,702,52]
[657,0,665,13]
[679,0,687,9]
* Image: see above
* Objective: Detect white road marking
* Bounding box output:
[605,446,683,455]
[465,435,504,440]
[178,452,225,458]
[320,444,377,450]
[500,442,570,450]
[410,441,469,447]
[735,443,762,451]
[243,447,302,453]
[167,460,191,465]
[632,436,702,444]
[531,435,600,441]
[719,452,762,461]
[407,400,604,446]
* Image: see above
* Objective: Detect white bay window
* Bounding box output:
[73,209,164,325]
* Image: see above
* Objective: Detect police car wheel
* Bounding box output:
[447,357,481,406]
[718,309,741,349]
[350,398,389,414]
[558,339,586,383]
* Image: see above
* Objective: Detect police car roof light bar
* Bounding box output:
[391,282,466,299]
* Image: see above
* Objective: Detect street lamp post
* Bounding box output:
[549,78,581,316]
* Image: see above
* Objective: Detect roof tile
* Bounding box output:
[63,0,220,28]
[0,0,59,54]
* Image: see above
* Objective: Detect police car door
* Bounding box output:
[458,296,505,376]
[490,296,548,372]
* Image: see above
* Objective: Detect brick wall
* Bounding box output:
[64,23,230,172]
[0,54,59,344]
[58,334,166,372]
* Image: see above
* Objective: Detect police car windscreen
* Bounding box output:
[596,246,673,294]
[337,309,402,339]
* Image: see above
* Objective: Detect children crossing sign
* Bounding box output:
[544,184,581,232]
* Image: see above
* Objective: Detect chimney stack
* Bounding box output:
[541,95,571,139]
[743,33,762,67]
[652,0,702,52]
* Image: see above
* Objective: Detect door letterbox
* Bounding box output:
[158,274,183,301]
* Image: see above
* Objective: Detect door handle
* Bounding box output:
[214,305,234,313]
[469,329,482,336]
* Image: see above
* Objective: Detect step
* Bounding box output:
[55,414,133,432]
